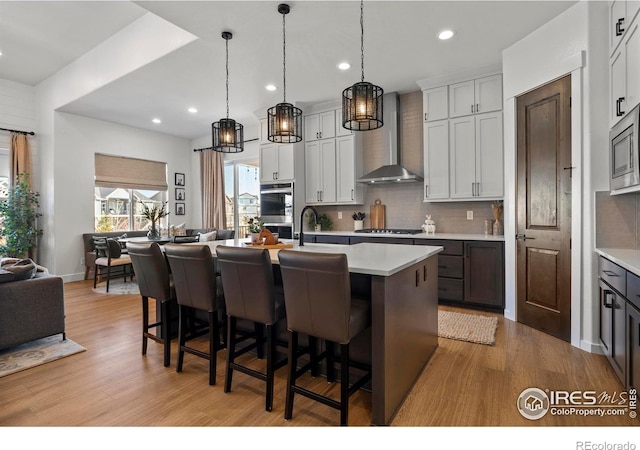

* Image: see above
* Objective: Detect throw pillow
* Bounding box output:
[115,233,128,250]
[199,230,217,242]
[92,236,108,257]
[3,258,38,281]
[0,268,15,284]
[170,222,187,236]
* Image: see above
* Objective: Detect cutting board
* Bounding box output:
[370,199,386,229]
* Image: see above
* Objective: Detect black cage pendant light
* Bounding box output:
[212,31,244,153]
[267,4,302,143]
[342,0,383,131]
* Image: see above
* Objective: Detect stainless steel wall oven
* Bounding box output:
[260,182,293,238]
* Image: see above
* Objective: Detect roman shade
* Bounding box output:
[94,154,168,190]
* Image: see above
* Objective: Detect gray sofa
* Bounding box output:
[0,272,66,350]
[82,228,235,279]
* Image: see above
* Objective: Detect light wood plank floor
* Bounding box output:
[0,279,636,427]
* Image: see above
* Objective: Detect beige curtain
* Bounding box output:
[10,133,31,186]
[201,151,226,229]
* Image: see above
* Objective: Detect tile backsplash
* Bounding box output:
[312,91,501,234]
[595,191,639,248]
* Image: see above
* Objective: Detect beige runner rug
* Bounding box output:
[438,310,498,345]
[0,334,86,377]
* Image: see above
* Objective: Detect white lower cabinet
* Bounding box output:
[449,111,503,200]
[305,139,336,204]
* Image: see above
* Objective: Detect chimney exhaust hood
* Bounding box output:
[358,92,423,184]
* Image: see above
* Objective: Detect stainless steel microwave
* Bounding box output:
[610,104,640,191]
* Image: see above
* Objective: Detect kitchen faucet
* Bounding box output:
[299,205,319,246]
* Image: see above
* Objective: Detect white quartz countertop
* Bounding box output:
[306,230,505,241]
[595,248,640,277]
[193,239,443,277]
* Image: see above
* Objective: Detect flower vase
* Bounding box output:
[250,232,262,244]
[147,222,160,240]
[492,220,503,236]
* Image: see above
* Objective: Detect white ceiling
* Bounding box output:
[0,0,578,141]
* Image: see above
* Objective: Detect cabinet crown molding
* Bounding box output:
[416,63,502,91]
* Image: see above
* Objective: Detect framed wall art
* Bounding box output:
[175,203,185,215]
[175,172,185,186]
[175,188,185,201]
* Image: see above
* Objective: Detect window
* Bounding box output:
[224,161,260,238]
[94,154,168,232]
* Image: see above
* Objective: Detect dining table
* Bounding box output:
[186,237,443,426]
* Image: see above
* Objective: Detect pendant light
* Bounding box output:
[342,0,383,131]
[267,3,302,143]
[212,31,244,153]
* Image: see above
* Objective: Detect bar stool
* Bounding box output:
[127,242,176,367]
[215,245,288,411]
[278,250,372,426]
[164,244,226,385]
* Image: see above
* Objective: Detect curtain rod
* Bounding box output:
[193,137,258,152]
[0,126,35,136]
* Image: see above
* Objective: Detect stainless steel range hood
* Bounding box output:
[358,92,423,184]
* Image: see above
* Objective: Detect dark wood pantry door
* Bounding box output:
[516,75,572,342]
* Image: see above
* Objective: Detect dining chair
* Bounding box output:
[93,237,133,293]
[127,242,176,367]
[278,250,372,426]
[215,245,288,411]
[164,244,226,385]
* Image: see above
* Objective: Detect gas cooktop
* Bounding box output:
[354,228,423,234]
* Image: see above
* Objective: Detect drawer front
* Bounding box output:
[438,277,464,302]
[627,271,640,310]
[438,255,463,278]
[315,235,350,245]
[415,239,463,256]
[599,256,626,295]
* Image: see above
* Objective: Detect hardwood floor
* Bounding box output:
[0,279,636,429]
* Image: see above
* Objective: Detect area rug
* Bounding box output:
[438,310,498,345]
[93,279,140,295]
[0,334,86,378]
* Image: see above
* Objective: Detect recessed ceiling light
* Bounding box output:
[438,30,454,40]
[188,107,198,113]
[265,84,277,91]
[337,62,351,71]
[152,118,161,124]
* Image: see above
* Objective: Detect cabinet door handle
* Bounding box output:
[273,172,276,180]
[476,103,479,113]
[603,290,613,308]
[471,182,475,196]
[316,132,319,139]
[425,184,429,198]
[616,18,625,36]
[471,104,474,114]
[616,97,625,117]
[423,265,427,281]
[476,182,480,196]
[424,112,428,121]
[351,189,354,201]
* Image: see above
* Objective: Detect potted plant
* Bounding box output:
[307,212,333,231]
[248,216,264,243]
[141,202,169,240]
[0,173,43,258]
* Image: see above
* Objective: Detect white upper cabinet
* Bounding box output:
[259,118,269,144]
[336,135,363,204]
[423,86,448,122]
[423,120,450,200]
[449,74,502,118]
[259,143,294,183]
[610,0,640,55]
[304,110,336,141]
[335,109,353,136]
[611,17,640,126]
[305,139,336,204]
[449,112,503,200]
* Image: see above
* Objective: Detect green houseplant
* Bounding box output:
[307,212,332,231]
[0,173,43,258]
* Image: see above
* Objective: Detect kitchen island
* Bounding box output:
[197,239,442,425]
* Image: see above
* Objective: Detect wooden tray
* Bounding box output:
[243,242,294,249]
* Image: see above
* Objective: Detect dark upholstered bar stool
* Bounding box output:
[164,244,226,385]
[215,245,288,411]
[278,250,372,426]
[127,242,176,367]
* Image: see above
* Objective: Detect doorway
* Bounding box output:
[515,75,572,342]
